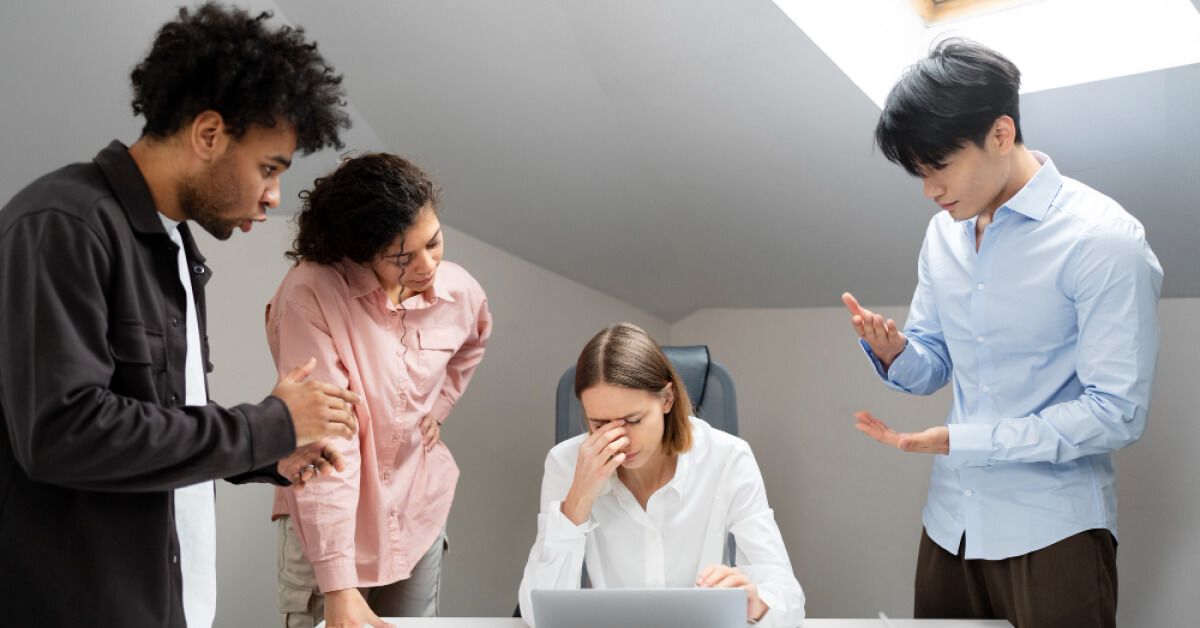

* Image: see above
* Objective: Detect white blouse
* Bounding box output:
[518,417,805,627]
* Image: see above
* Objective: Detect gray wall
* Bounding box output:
[670,301,1200,627]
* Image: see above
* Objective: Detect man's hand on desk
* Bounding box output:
[854,411,949,455]
[325,588,395,628]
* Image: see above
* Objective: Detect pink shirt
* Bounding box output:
[266,259,490,592]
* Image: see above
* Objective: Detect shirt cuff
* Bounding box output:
[858,339,915,391]
[429,394,454,425]
[948,423,994,467]
[544,500,598,542]
[753,588,783,627]
[312,557,359,593]
[242,396,296,471]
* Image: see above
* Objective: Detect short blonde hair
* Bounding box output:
[574,323,693,456]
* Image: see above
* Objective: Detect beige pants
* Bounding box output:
[276,516,447,628]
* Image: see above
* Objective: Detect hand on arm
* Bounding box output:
[854,411,948,455]
[561,420,628,525]
[271,357,360,447]
[696,565,769,623]
[842,292,907,370]
[277,439,346,489]
[324,588,394,628]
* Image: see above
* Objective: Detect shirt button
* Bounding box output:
[981,385,991,393]
[390,311,399,318]
[171,554,178,564]
[392,435,400,443]
[383,471,391,481]
[168,394,178,405]
[976,283,985,290]
[976,336,985,344]
[171,317,180,327]
[964,489,974,497]
[192,265,205,274]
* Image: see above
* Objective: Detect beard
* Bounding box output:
[178,154,246,241]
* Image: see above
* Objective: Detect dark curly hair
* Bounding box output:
[130,2,349,154]
[287,153,440,265]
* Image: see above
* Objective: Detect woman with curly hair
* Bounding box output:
[267,153,492,628]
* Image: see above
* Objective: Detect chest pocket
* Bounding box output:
[417,327,464,371]
[108,319,167,400]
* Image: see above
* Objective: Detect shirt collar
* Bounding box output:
[94,140,169,237]
[343,260,455,305]
[999,150,1062,222]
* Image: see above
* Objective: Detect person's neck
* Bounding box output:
[128,137,187,222]
[618,451,676,494]
[978,145,1041,225]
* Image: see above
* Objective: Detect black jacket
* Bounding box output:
[0,141,295,626]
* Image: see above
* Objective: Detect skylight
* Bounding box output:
[774,0,1200,108]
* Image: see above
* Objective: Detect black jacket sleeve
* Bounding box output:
[0,209,295,492]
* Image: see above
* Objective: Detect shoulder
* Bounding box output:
[438,260,487,302]
[685,417,754,465]
[0,161,117,241]
[544,433,584,475]
[273,261,352,311]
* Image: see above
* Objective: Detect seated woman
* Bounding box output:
[267,153,491,628]
[518,323,804,627]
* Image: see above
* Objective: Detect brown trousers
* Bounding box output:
[914,528,1117,628]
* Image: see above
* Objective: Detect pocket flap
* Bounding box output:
[418,327,462,351]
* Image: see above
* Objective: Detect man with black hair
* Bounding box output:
[841,39,1162,627]
[0,4,358,626]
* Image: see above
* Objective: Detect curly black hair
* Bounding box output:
[287,153,440,265]
[130,2,349,154]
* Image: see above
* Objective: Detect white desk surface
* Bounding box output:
[319,619,1012,627]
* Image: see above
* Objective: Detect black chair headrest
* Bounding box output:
[661,345,711,408]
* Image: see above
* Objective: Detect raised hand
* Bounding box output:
[561,419,628,525]
[271,357,360,448]
[842,292,907,369]
[854,411,949,455]
[696,564,768,623]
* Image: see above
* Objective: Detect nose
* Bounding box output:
[922,177,943,201]
[262,179,281,210]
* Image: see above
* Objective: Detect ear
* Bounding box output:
[187,110,229,163]
[991,115,1017,154]
[661,383,675,414]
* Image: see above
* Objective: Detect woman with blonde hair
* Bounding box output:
[518,323,804,627]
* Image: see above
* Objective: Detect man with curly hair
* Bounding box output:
[0,3,357,626]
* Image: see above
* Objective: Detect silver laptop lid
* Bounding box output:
[531,588,746,628]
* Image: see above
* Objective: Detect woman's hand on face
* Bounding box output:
[696,564,769,623]
[561,420,628,525]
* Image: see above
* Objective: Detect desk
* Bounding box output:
[319,619,1012,627]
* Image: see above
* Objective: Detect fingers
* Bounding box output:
[602,451,626,472]
[841,292,864,316]
[853,411,902,448]
[284,357,317,383]
[696,565,743,587]
[318,381,360,404]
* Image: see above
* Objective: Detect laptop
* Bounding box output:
[530,588,746,628]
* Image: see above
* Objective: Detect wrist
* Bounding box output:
[561,490,593,525]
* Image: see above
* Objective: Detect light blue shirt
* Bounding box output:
[862,152,1163,560]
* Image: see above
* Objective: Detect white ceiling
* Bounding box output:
[2,1,1197,320]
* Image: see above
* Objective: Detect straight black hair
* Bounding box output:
[874,38,1023,176]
